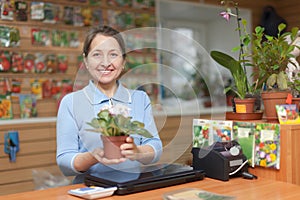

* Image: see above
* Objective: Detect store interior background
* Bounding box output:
[0,0,299,196]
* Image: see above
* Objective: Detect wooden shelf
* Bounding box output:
[0,72,74,80]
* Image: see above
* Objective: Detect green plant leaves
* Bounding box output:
[86,109,153,138]
[210,50,249,99]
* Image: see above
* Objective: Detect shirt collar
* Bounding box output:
[84,80,132,105]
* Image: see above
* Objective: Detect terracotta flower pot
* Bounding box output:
[101,135,127,159]
[234,98,256,113]
[261,91,291,122]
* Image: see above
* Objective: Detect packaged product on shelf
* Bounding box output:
[254,123,280,169]
[63,6,74,25]
[0,78,11,95]
[31,29,51,46]
[92,9,103,26]
[107,0,132,7]
[0,0,14,20]
[132,0,155,9]
[11,79,22,93]
[45,54,57,73]
[15,1,28,21]
[57,54,68,73]
[23,53,35,73]
[43,3,60,24]
[89,0,101,6]
[211,120,233,144]
[18,94,38,118]
[0,26,20,47]
[0,94,13,119]
[11,52,24,73]
[34,53,47,73]
[0,51,11,72]
[30,2,45,20]
[52,30,69,47]
[42,79,53,98]
[30,79,43,100]
[232,121,256,167]
[107,10,135,30]
[69,31,80,48]
[81,7,92,26]
[192,119,211,148]
[73,7,84,26]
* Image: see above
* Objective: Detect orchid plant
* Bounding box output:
[210,0,255,100]
[86,104,153,138]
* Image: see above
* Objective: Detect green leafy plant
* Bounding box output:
[251,24,299,91]
[86,106,153,138]
[210,0,255,99]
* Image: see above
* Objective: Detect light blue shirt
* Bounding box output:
[56,80,162,183]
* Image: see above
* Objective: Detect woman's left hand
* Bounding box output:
[120,137,139,161]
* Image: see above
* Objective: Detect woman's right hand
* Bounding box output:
[92,148,126,165]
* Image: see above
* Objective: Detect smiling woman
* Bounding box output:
[56,25,162,184]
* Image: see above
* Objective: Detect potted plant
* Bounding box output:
[210,0,258,114]
[251,23,299,122]
[86,104,153,159]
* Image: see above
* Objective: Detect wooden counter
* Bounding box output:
[1,177,300,200]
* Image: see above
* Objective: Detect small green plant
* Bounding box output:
[251,24,299,91]
[86,106,153,138]
[210,0,255,99]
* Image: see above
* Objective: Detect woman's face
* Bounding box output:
[85,34,125,86]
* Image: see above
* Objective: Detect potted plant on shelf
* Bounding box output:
[251,23,299,122]
[210,0,259,115]
[86,104,153,159]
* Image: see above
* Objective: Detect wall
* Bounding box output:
[184,0,299,30]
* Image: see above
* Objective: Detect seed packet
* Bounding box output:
[45,54,57,73]
[15,1,28,21]
[42,79,52,98]
[18,94,38,118]
[73,7,84,26]
[31,29,51,46]
[107,0,132,7]
[211,120,233,144]
[107,10,135,30]
[69,31,80,48]
[163,188,236,200]
[11,79,22,93]
[0,78,11,95]
[232,121,256,167]
[57,54,68,73]
[11,52,24,73]
[24,53,35,73]
[254,123,280,169]
[30,79,43,99]
[276,104,300,124]
[1,0,14,20]
[34,53,46,73]
[63,6,74,25]
[43,3,60,24]
[0,51,11,72]
[30,2,45,20]
[192,119,211,148]
[52,30,69,47]
[92,9,103,26]
[89,0,101,6]
[132,0,152,9]
[0,94,13,119]
[82,7,92,26]
[0,26,20,47]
